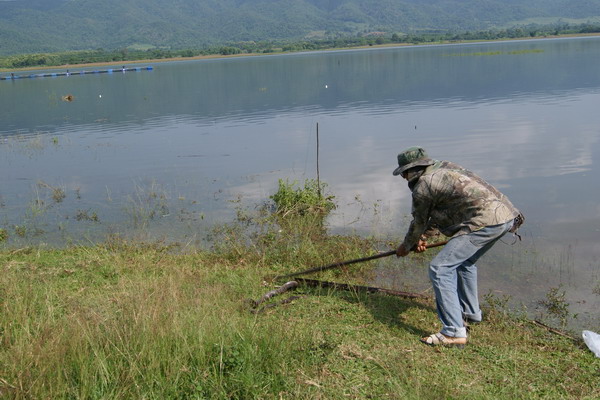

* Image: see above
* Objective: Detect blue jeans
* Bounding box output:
[428,220,514,338]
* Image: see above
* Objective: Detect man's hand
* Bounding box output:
[413,239,428,253]
[396,243,409,257]
[397,239,428,257]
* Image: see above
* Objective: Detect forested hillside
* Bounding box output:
[1,0,600,55]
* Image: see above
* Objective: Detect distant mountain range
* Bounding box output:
[1,0,600,55]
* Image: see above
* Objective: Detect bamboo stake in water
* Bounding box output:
[316,122,321,199]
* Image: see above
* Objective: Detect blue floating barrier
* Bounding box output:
[3,65,153,82]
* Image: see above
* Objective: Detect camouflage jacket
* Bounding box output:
[402,160,520,250]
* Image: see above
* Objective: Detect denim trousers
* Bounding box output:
[429,220,514,338]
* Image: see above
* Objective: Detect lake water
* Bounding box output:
[2,37,600,330]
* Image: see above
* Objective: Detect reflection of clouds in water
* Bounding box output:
[416,95,599,183]
[557,152,593,175]
[521,96,599,177]
[325,134,412,230]
[327,177,411,234]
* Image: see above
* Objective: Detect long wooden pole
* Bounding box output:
[295,278,428,299]
[273,240,448,280]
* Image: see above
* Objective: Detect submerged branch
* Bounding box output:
[530,320,578,341]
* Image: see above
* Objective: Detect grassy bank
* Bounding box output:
[1,188,599,399]
[2,242,599,399]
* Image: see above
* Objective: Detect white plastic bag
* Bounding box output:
[582,330,600,358]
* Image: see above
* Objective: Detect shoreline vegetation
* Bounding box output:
[2,240,599,399]
[2,180,599,398]
[2,24,600,72]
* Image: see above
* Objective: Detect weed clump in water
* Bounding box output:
[538,285,576,328]
[269,179,335,218]
[209,178,377,280]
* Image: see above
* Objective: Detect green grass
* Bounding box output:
[1,234,599,399]
[270,178,336,217]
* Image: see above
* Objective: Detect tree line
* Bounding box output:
[2,23,599,70]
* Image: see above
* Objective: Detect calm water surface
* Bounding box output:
[2,37,600,330]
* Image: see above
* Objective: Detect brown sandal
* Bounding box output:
[420,332,467,348]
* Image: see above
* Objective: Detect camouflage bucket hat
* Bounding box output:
[392,146,435,176]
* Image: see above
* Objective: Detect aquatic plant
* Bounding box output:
[270,179,336,217]
[13,225,27,237]
[449,49,544,57]
[207,180,376,282]
[37,181,66,203]
[124,180,171,228]
[75,209,99,222]
[538,285,575,328]
[508,49,545,55]
[24,134,46,152]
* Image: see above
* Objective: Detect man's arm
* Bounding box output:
[397,182,435,255]
[401,194,432,251]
